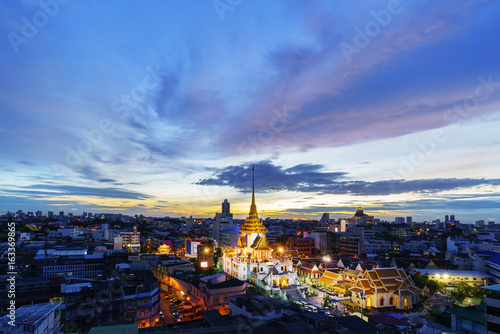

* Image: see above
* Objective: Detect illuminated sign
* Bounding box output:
[200,261,208,268]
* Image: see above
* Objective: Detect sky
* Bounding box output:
[1,0,500,222]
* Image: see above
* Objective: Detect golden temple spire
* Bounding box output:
[249,164,258,217]
[239,164,267,237]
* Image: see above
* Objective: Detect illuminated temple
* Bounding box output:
[222,166,305,300]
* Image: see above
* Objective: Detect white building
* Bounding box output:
[222,167,302,300]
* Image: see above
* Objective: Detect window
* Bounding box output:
[486,305,500,317]
[213,297,220,304]
[489,322,500,332]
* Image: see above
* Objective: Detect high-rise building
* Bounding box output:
[395,217,405,224]
[222,198,230,214]
[450,215,456,222]
[212,199,235,246]
[102,223,109,240]
[445,215,449,223]
[319,213,330,224]
[406,216,412,224]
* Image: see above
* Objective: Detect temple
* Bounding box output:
[222,166,304,300]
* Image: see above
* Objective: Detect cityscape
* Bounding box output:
[1,0,500,334]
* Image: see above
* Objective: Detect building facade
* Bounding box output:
[350,267,421,310]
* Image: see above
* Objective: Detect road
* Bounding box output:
[306,285,327,306]
[159,290,175,325]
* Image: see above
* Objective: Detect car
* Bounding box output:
[159,311,164,319]
[169,304,175,309]
[174,299,182,304]
[172,310,178,317]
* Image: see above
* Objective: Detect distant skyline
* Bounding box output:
[1,1,500,222]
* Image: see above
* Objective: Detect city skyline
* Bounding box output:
[1,1,500,222]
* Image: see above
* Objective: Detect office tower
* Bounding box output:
[395,217,405,224]
[222,198,230,214]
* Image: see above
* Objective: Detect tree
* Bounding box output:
[323,295,331,308]
[413,274,445,294]
[214,247,223,265]
[451,282,470,306]
[313,248,321,257]
[427,307,451,328]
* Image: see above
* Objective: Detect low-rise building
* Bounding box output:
[449,304,486,334]
[228,293,285,321]
[32,248,104,279]
[483,284,500,333]
[350,267,420,310]
[412,268,485,288]
[200,275,247,315]
[0,301,62,334]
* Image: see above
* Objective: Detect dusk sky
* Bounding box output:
[1,0,500,222]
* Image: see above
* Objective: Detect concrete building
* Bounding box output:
[228,293,286,320]
[411,268,485,288]
[484,284,500,333]
[199,275,247,315]
[211,199,236,247]
[449,304,486,334]
[32,249,104,279]
[0,301,62,334]
[119,226,140,253]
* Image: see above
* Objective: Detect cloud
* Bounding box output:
[284,197,500,216]
[98,178,116,183]
[17,160,33,166]
[197,161,500,195]
[2,184,151,200]
[196,161,347,193]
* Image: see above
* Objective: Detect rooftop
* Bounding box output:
[415,269,484,277]
[0,301,62,325]
[447,304,485,324]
